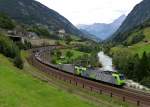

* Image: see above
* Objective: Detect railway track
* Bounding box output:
[28,46,150,107]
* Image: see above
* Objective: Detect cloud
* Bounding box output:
[36,0,142,25]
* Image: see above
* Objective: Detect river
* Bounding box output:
[98,51,115,71]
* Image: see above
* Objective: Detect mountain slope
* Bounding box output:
[111,0,150,42]
[0,0,89,38]
[77,15,126,40]
[79,29,101,42]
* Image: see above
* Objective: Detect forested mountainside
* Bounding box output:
[0,0,95,40]
[111,0,150,42]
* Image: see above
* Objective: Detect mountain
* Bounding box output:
[79,29,101,42]
[110,0,150,42]
[77,15,126,40]
[0,0,95,40]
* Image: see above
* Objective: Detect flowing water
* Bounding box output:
[98,51,115,71]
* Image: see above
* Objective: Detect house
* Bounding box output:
[27,32,39,39]
[58,29,65,38]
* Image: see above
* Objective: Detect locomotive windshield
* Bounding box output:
[119,75,125,80]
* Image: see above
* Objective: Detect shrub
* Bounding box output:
[24,40,32,49]
[131,33,145,44]
[51,58,57,64]
[65,36,72,44]
[0,34,19,58]
[14,56,23,69]
[56,50,62,58]
[140,77,150,88]
[66,51,73,59]
[0,33,23,69]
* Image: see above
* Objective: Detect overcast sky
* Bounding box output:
[36,0,142,25]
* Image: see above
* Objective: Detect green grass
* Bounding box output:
[111,27,150,56]
[55,49,88,64]
[0,51,136,107]
[70,35,81,41]
[0,53,97,107]
[22,51,135,107]
[61,49,87,59]
[128,43,150,56]
[111,43,150,57]
[143,27,150,40]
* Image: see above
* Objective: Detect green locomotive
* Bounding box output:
[75,66,126,86]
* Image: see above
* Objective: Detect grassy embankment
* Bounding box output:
[0,52,97,107]
[0,50,136,107]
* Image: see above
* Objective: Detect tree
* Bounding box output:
[51,58,57,64]
[14,56,23,69]
[140,77,150,88]
[132,54,140,81]
[0,13,15,29]
[148,53,150,75]
[0,33,19,58]
[24,40,32,49]
[56,50,62,58]
[131,32,145,44]
[55,41,60,45]
[65,36,72,44]
[137,52,149,81]
[0,33,23,69]
[66,51,73,59]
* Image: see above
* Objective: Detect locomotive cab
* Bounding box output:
[75,66,87,75]
[112,73,126,86]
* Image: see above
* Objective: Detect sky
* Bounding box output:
[36,0,143,25]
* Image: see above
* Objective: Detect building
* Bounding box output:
[58,29,65,38]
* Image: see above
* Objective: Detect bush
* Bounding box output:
[140,77,150,88]
[56,50,62,58]
[65,36,72,44]
[131,33,145,44]
[15,40,32,50]
[24,40,32,49]
[55,41,61,45]
[77,45,93,53]
[14,56,23,69]
[0,33,23,69]
[51,58,57,64]
[0,34,19,58]
[66,51,73,59]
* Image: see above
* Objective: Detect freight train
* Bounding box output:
[75,66,126,86]
[35,48,126,87]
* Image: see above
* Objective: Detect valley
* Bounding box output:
[0,0,150,107]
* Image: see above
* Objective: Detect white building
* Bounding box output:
[58,29,65,38]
